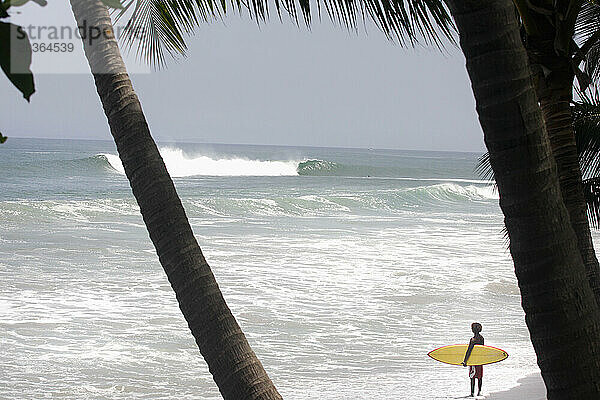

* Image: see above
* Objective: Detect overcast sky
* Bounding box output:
[1,2,484,152]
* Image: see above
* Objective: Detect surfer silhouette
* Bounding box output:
[462,322,484,397]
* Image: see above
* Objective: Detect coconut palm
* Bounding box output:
[573,89,600,228]
[444,0,600,398]
[465,0,600,306]
[69,1,281,398]
[70,0,600,397]
[508,0,600,305]
[68,0,454,398]
[112,0,454,67]
[122,0,600,306]
[110,0,600,397]
[477,89,600,230]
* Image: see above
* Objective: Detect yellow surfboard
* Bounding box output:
[428,344,508,366]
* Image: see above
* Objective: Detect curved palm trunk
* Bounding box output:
[68,1,282,399]
[444,0,600,398]
[540,89,600,304]
[527,35,600,307]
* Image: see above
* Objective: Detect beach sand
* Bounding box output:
[486,373,546,400]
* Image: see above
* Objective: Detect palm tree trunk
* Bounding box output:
[68,1,282,399]
[526,34,600,308]
[444,0,600,398]
[540,90,600,305]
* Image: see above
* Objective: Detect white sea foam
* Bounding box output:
[103,153,126,174]
[396,177,495,184]
[2,141,539,400]
[405,183,499,203]
[473,184,499,200]
[102,148,299,177]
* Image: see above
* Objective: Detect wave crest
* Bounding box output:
[297,159,339,175]
[92,149,497,197]
[99,148,299,177]
[406,183,498,202]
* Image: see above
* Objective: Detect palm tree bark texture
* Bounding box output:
[444,0,600,398]
[522,3,600,308]
[68,1,282,399]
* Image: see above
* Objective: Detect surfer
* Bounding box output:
[461,322,484,397]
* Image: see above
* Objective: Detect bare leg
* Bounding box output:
[477,378,482,396]
[470,378,475,396]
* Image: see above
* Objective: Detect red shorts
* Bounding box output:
[469,365,483,379]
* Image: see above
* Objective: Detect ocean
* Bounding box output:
[0,138,545,399]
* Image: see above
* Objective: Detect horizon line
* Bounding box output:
[6,135,486,155]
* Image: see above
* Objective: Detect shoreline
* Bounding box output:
[486,373,546,400]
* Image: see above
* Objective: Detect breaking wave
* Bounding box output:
[59,148,496,188]
[99,148,299,177]
[97,151,351,177]
[2,182,497,222]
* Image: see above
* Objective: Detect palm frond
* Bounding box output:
[573,87,600,179]
[576,0,600,43]
[502,225,510,250]
[114,0,213,67]
[569,88,600,229]
[576,1,600,83]
[114,0,455,67]
[475,86,600,230]
[583,177,600,228]
[584,42,600,83]
[474,151,495,182]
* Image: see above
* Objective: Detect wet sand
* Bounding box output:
[486,373,546,400]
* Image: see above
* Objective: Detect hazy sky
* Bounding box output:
[1,3,484,152]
